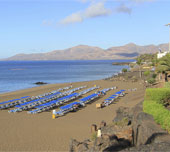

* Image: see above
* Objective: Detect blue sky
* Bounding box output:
[0,0,170,58]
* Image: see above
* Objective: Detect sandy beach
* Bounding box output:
[0,79,145,151]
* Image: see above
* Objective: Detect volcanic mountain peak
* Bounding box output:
[3,43,169,61]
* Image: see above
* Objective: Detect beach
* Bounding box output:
[0,79,145,151]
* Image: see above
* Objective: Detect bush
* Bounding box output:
[152,73,157,79]
[122,68,128,73]
[144,70,150,77]
[147,78,156,85]
[145,88,170,104]
[113,117,129,126]
[143,100,170,132]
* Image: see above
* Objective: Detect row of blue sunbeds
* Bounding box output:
[0,96,31,110]
[0,86,73,110]
[0,96,29,105]
[8,86,87,113]
[27,86,100,114]
[53,88,113,118]
[103,89,126,106]
[30,86,72,99]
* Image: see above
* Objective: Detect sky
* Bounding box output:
[0,0,170,58]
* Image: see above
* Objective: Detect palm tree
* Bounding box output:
[136,57,142,78]
[156,54,170,82]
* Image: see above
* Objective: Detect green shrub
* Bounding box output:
[113,117,129,126]
[152,73,157,79]
[143,100,170,132]
[122,68,128,73]
[147,78,156,85]
[144,70,150,77]
[145,88,170,104]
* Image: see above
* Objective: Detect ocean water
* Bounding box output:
[0,60,132,94]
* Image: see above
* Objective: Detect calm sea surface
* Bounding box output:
[0,60,133,93]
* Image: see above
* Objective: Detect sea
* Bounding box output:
[0,60,133,94]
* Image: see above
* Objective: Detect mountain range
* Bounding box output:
[3,43,169,60]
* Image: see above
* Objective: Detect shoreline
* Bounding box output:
[0,60,131,94]
[0,79,103,99]
[0,70,128,100]
[0,76,119,96]
[0,70,124,95]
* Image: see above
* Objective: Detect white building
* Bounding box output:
[157,49,170,59]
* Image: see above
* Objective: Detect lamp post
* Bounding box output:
[165,23,170,52]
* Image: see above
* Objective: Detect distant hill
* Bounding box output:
[3,43,169,60]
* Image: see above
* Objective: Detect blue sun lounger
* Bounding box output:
[6,86,79,112]
[15,92,61,108]
[54,88,112,118]
[115,90,125,96]
[28,92,79,114]
[103,90,126,106]
[0,99,19,105]
[79,87,112,105]
[20,96,30,99]
[0,96,31,110]
[53,102,81,116]
[35,93,79,108]
[80,92,104,105]
[120,89,125,92]
[8,93,62,113]
[9,86,86,113]
[60,102,80,111]
[0,96,30,105]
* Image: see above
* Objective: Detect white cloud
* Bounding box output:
[60,12,83,24]
[84,2,111,18]
[43,0,156,26]
[60,1,111,25]
[115,4,132,14]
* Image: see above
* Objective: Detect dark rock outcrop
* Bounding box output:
[121,142,170,152]
[101,125,133,143]
[34,81,48,85]
[69,139,91,152]
[113,106,133,126]
[132,111,167,146]
[69,135,131,152]
[69,101,170,152]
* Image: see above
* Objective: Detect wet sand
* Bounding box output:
[0,79,145,151]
